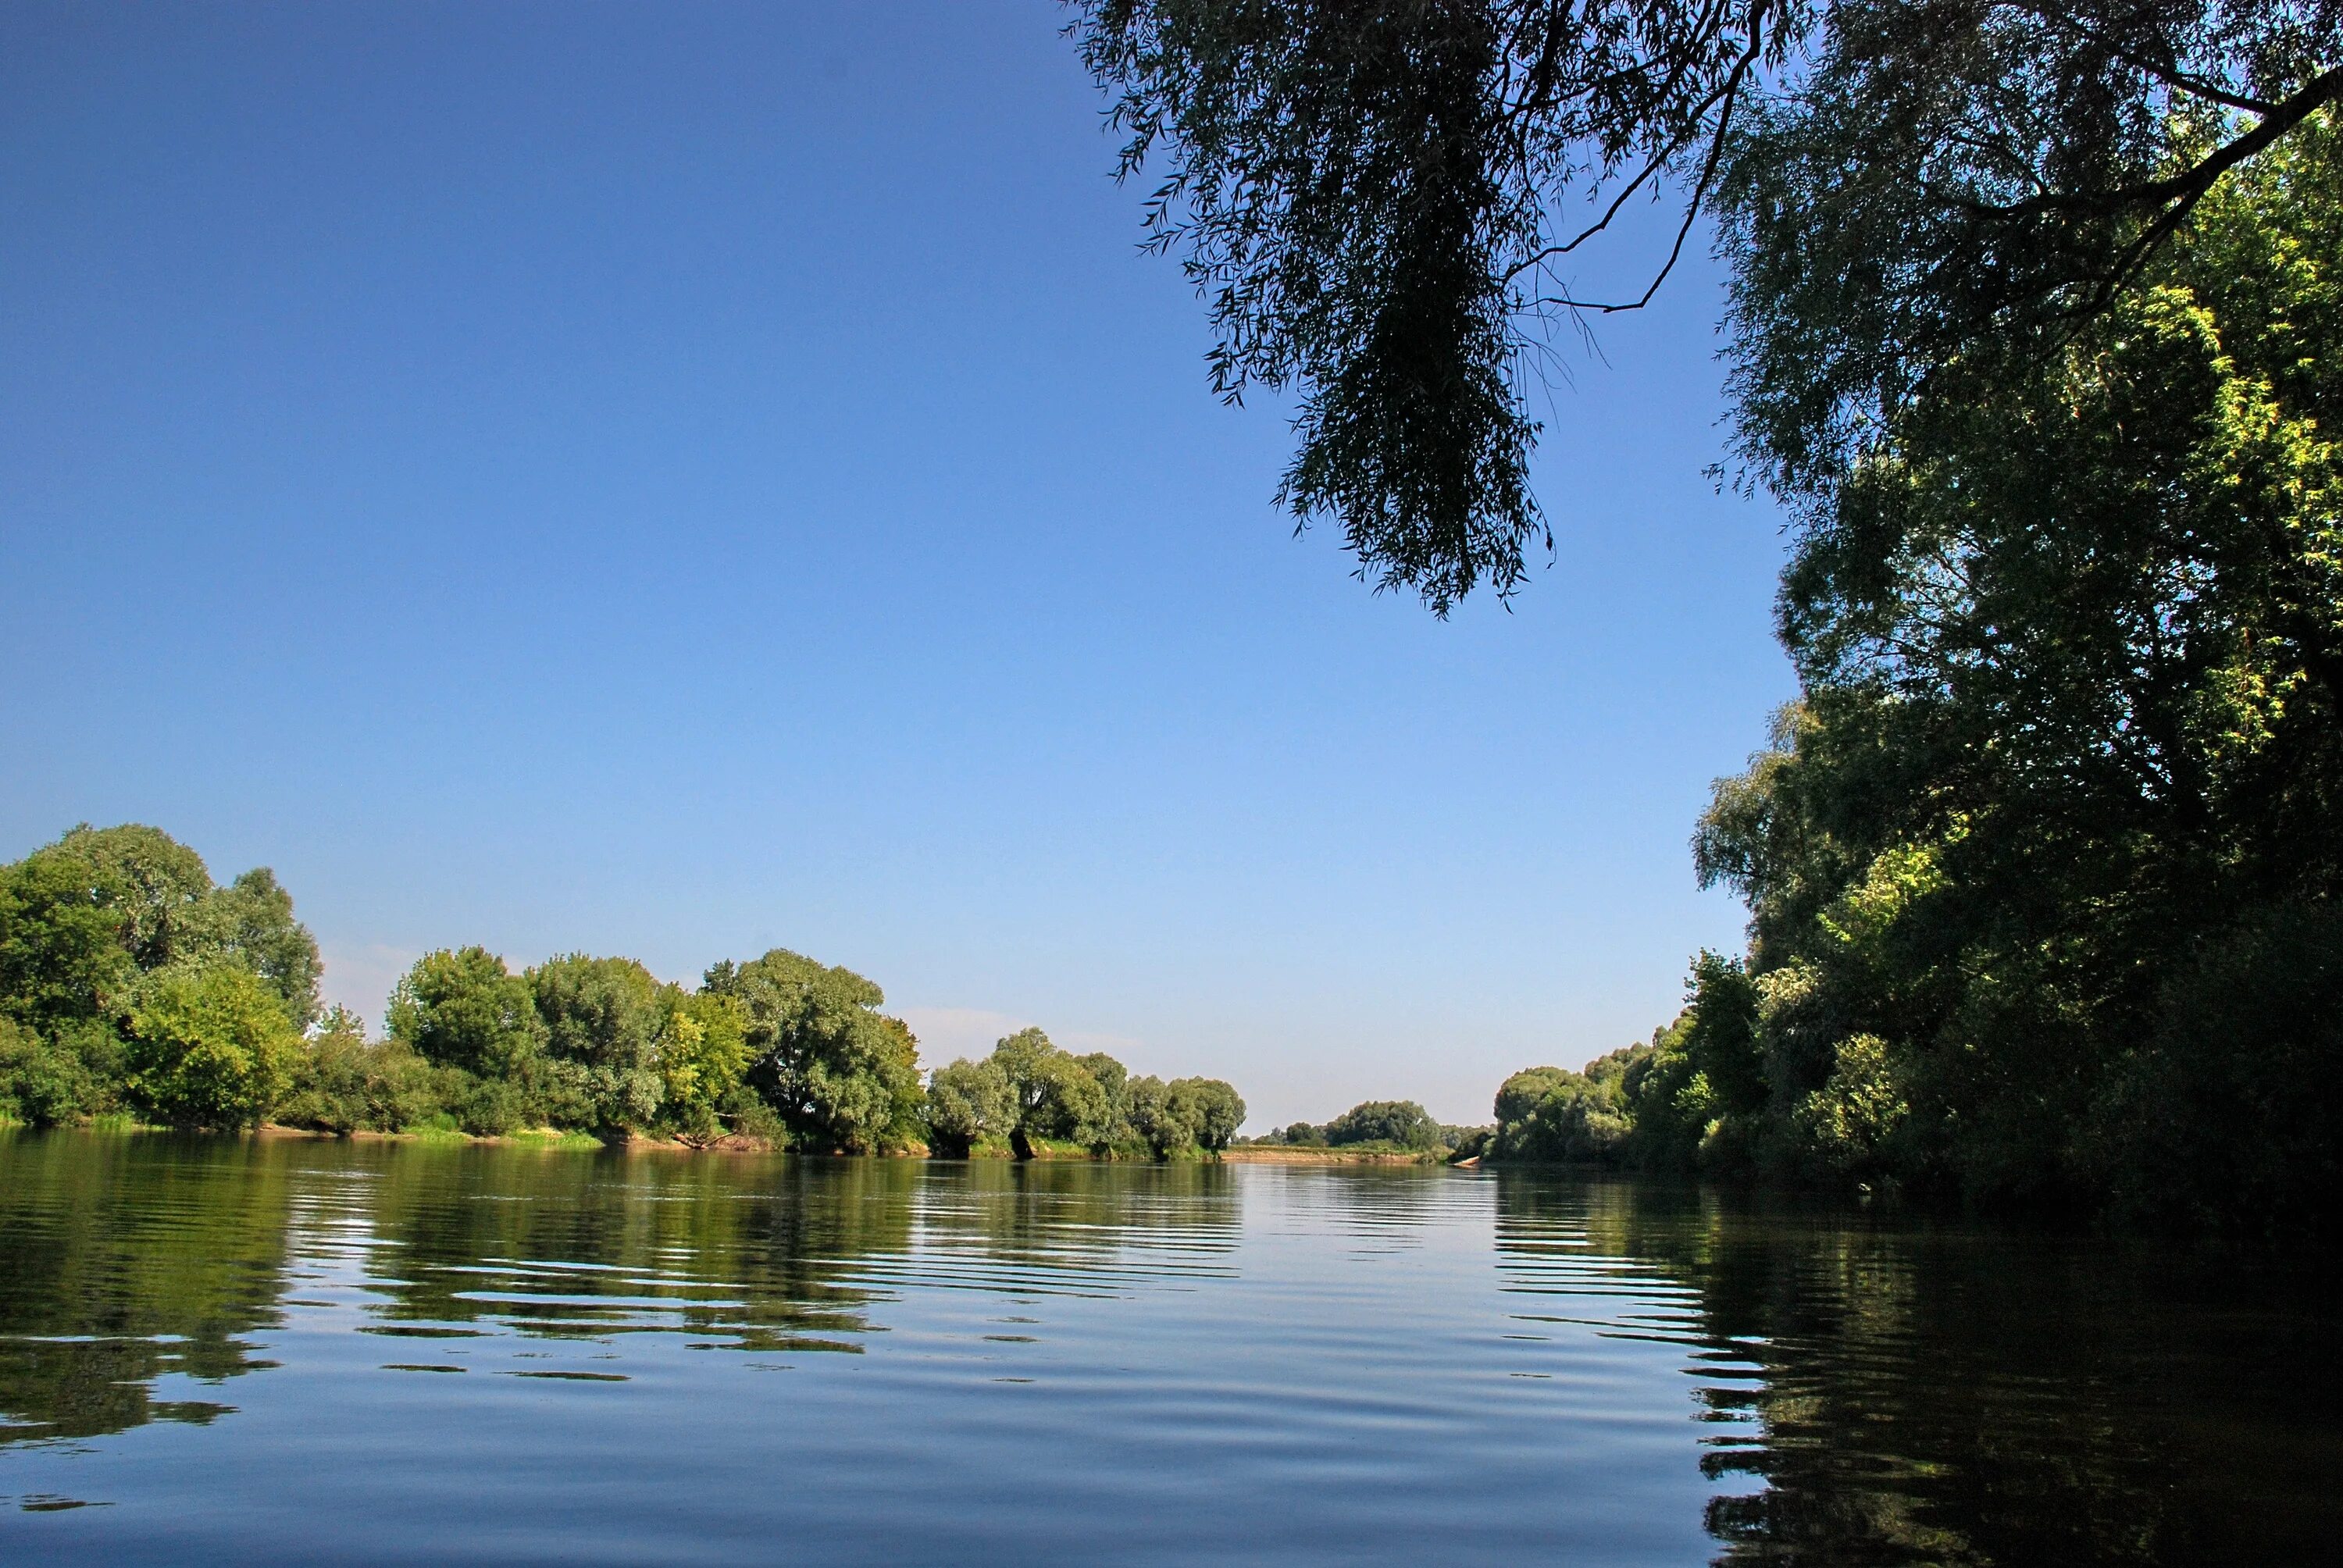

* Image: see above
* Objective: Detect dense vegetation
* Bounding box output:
[1075,5,2340,1236]
[1475,113,2343,1238]
[1254,1099,1482,1154]
[925,1027,1243,1158]
[0,825,1241,1159]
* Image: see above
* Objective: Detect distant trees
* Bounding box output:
[1486,1049,1639,1164]
[925,1057,1018,1155]
[389,946,544,1080]
[923,1027,1244,1160]
[1325,1100,1439,1149]
[0,822,1249,1160]
[707,950,925,1154]
[1264,1100,1464,1153]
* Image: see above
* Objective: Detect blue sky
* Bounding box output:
[1,2,1792,1128]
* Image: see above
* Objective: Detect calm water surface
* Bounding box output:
[0,1131,2330,1564]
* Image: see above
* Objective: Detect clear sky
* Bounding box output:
[0,2,1793,1129]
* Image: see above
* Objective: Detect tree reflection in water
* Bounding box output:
[0,1132,1246,1443]
[1492,1171,2336,1566]
[3,1131,2331,1566]
[0,1131,297,1445]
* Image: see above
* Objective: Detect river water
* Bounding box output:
[0,1131,2329,1564]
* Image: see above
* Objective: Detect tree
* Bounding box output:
[1494,1067,1574,1129]
[0,1016,116,1125]
[1490,1047,1643,1163]
[184,868,321,1027]
[529,954,669,1134]
[984,1027,1112,1149]
[1125,1073,1199,1155]
[1071,2,2341,610]
[660,989,751,1143]
[388,947,547,1080]
[707,950,923,1153]
[0,845,138,1034]
[1073,1050,1135,1142]
[280,1007,446,1135]
[925,1057,1018,1155]
[30,824,215,971]
[1171,1077,1245,1149]
[1325,1098,1433,1149]
[122,961,303,1128]
[1681,111,2343,1227]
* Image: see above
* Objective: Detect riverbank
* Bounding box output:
[1221,1146,1446,1166]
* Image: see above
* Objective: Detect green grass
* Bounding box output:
[85,1111,158,1135]
[503,1128,604,1150]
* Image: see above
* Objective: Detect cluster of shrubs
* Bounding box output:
[925,1028,1243,1159]
[1448,1047,1641,1165]
[1250,1099,1481,1155]
[0,824,1243,1159]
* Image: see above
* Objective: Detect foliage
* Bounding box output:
[0,1017,123,1127]
[278,1007,449,1134]
[1324,1099,1440,1149]
[121,961,304,1129]
[987,1027,1112,1149]
[1071,2,2339,611]
[0,824,319,1035]
[1173,1076,1245,1149]
[706,950,924,1153]
[925,1057,1018,1156]
[528,953,669,1134]
[389,946,547,1079]
[661,989,751,1144]
[929,1032,1242,1159]
[1122,1072,1196,1156]
[1674,112,2343,1230]
[180,868,322,1028]
[1489,1049,1641,1164]
[0,825,1250,1158]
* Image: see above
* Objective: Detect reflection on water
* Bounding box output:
[1493,1173,2337,1565]
[0,1134,294,1445]
[0,1131,2331,1564]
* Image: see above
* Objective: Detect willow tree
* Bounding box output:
[1071,1,2339,608]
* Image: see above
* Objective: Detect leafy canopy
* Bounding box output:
[1072,2,2341,608]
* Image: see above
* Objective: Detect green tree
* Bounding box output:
[1073,1049,1135,1143]
[1325,1099,1439,1149]
[1171,1077,1245,1150]
[1489,1048,1642,1164]
[660,988,751,1143]
[706,950,923,1153]
[1125,1074,1199,1156]
[925,1057,1018,1156]
[0,846,138,1033]
[986,1027,1113,1149]
[389,946,548,1080]
[0,1017,111,1125]
[1070,3,2338,610]
[122,962,303,1129]
[529,954,668,1134]
[184,868,321,1027]
[1681,112,2343,1228]
[279,1007,448,1135]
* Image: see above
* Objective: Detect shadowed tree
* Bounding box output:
[1070,2,2341,608]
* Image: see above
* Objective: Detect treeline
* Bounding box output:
[1250,1099,1482,1154]
[926,1030,1241,1158]
[0,824,1241,1158]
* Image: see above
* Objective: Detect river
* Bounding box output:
[0,1131,2328,1563]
